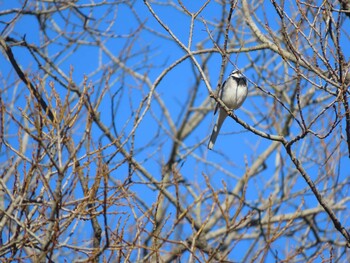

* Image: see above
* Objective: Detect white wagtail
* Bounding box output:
[208,70,248,150]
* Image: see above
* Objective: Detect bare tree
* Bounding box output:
[0,0,350,262]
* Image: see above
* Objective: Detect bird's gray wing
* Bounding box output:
[214,79,226,115]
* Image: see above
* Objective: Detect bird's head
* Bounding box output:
[230,70,244,79]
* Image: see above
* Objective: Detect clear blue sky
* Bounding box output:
[1,0,350,261]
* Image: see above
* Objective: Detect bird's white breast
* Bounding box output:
[221,77,248,110]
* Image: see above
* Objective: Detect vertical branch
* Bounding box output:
[334,12,350,158]
[341,87,350,158]
[216,1,238,87]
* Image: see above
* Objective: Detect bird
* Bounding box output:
[208,69,248,150]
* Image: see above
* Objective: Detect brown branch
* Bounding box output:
[284,143,350,246]
[0,37,55,123]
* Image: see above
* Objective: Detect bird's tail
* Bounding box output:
[208,109,227,150]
